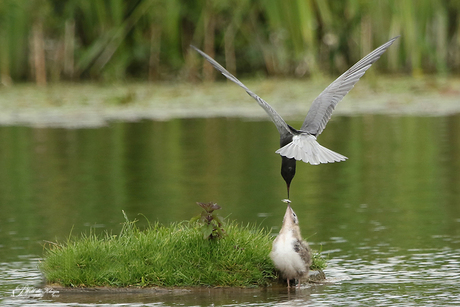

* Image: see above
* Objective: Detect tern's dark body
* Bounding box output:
[192,36,399,198]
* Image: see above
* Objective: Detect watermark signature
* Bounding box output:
[12,286,59,298]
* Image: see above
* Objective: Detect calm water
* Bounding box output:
[1,115,460,306]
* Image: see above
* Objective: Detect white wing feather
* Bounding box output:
[275,135,347,165]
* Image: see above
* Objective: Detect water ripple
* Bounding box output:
[2,249,460,306]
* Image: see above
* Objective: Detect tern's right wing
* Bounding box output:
[301,36,399,136]
[191,45,292,137]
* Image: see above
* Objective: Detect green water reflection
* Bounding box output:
[0,115,460,262]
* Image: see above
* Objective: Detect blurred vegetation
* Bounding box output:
[1,0,460,85]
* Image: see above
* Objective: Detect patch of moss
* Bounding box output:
[40,214,326,288]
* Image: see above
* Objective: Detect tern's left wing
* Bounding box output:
[191,45,292,138]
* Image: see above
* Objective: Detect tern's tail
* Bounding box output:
[275,134,347,165]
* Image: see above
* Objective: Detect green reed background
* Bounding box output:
[1,0,459,84]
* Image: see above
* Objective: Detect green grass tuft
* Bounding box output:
[40,218,326,288]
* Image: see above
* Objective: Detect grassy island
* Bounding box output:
[40,211,326,288]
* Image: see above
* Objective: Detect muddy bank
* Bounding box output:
[44,269,327,295]
[0,77,459,128]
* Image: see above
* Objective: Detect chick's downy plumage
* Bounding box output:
[270,202,311,287]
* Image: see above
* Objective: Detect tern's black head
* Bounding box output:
[281,156,296,199]
[279,130,298,199]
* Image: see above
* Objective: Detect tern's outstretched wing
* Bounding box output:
[301,36,399,136]
[191,45,292,137]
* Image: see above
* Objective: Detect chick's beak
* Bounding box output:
[282,203,295,226]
